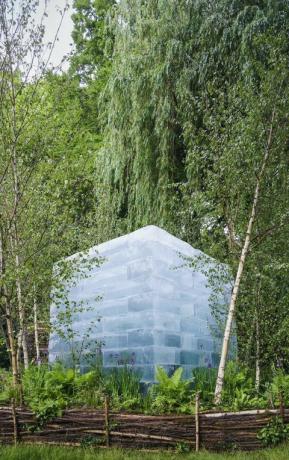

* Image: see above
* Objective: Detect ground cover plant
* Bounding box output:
[0,362,287,421]
[2,445,289,460]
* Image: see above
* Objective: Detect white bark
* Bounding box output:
[255,277,261,392]
[255,315,260,393]
[214,110,276,405]
[10,141,29,369]
[0,231,19,388]
[11,233,29,370]
[33,293,41,365]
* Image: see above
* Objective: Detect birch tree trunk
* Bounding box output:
[10,231,29,370]
[0,229,19,388]
[214,109,276,405]
[255,313,260,393]
[33,292,41,365]
[10,142,29,369]
[255,275,261,392]
[15,251,29,369]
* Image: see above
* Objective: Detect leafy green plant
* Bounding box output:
[104,367,142,410]
[258,416,289,446]
[150,367,193,414]
[192,367,217,407]
[22,364,77,423]
[0,369,14,403]
[220,361,266,410]
[229,388,266,411]
[11,361,288,418]
[175,441,191,453]
[223,362,249,400]
[74,368,104,407]
[80,435,104,448]
[266,369,289,407]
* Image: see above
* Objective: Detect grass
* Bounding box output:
[1,445,289,460]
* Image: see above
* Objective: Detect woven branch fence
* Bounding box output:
[0,402,288,451]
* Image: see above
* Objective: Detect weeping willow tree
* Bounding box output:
[98,0,289,243]
[98,0,190,235]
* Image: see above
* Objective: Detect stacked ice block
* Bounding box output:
[49,225,228,381]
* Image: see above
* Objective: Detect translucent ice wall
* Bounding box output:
[49,225,230,381]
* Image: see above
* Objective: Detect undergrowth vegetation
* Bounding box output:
[1,361,289,426]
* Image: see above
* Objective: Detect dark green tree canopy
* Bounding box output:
[70,0,116,83]
[98,0,289,247]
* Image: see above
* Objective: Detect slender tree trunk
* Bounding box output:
[15,253,29,369]
[214,109,276,405]
[255,314,260,393]
[33,292,41,365]
[10,232,29,369]
[6,302,19,389]
[0,229,19,388]
[255,275,261,392]
[10,148,29,369]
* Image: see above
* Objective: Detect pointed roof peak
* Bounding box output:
[88,224,201,258]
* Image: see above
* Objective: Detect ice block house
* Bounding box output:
[49,225,229,381]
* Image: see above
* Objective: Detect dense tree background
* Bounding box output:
[0,0,288,388]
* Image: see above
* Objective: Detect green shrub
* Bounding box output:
[22,364,77,423]
[104,367,142,410]
[266,369,289,407]
[0,368,13,403]
[74,368,104,407]
[258,416,289,446]
[3,361,285,418]
[192,367,217,407]
[221,361,266,410]
[150,367,193,414]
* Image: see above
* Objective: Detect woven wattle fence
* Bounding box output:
[0,404,288,451]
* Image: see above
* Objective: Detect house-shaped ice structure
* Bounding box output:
[49,225,229,381]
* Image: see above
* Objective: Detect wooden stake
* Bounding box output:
[195,392,200,452]
[11,399,19,445]
[104,395,110,447]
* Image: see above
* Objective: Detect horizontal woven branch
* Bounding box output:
[0,406,287,451]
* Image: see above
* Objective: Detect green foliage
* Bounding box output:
[150,367,193,414]
[2,362,289,420]
[192,367,217,407]
[175,441,191,453]
[97,0,289,386]
[1,0,289,418]
[18,364,143,418]
[71,0,115,84]
[104,367,142,410]
[0,337,9,369]
[223,362,250,401]
[74,368,104,407]
[266,370,289,407]
[221,362,266,410]
[2,444,289,460]
[0,369,13,403]
[80,434,104,447]
[68,365,143,410]
[22,365,76,423]
[258,417,289,447]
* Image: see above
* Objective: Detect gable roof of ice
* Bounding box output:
[83,225,202,259]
